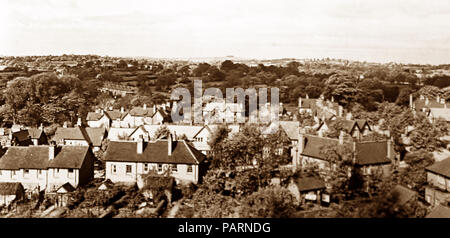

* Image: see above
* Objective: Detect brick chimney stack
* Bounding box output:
[49,142,55,160]
[168,133,173,156]
[137,135,143,154]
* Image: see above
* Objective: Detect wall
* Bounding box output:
[47,168,79,191]
[427,172,450,192]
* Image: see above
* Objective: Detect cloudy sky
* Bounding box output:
[1,0,450,64]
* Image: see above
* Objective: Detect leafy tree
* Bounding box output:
[153,125,171,140]
[239,186,297,218]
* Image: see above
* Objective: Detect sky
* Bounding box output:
[1,0,450,64]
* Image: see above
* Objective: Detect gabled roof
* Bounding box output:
[293,176,326,192]
[56,182,75,193]
[48,146,90,169]
[426,205,450,218]
[301,135,392,166]
[86,112,109,121]
[84,127,106,147]
[129,106,154,117]
[53,126,105,147]
[28,128,44,139]
[0,182,23,195]
[54,127,89,142]
[279,121,300,141]
[426,157,450,178]
[12,130,31,142]
[0,146,51,169]
[106,110,128,120]
[104,140,205,164]
[356,119,371,130]
[355,141,393,165]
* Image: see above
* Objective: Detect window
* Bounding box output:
[68,168,74,173]
[24,169,29,174]
[126,165,132,174]
[187,165,193,174]
[38,170,42,175]
[112,165,117,174]
[172,165,178,172]
[144,163,148,172]
[158,164,162,172]
[12,170,16,176]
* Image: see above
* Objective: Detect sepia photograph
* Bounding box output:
[0,0,449,232]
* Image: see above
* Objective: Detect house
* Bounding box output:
[426,204,450,218]
[46,145,95,192]
[287,176,326,205]
[0,182,24,206]
[316,116,371,139]
[10,130,32,146]
[425,157,450,206]
[86,109,111,128]
[104,135,206,185]
[0,145,94,193]
[108,107,129,128]
[298,96,316,115]
[122,104,155,127]
[28,127,48,145]
[53,123,106,152]
[294,132,394,190]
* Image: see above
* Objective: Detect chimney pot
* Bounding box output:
[143,104,147,110]
[49,144,55,160]
[120,107,124,113]
[77,117,82,127]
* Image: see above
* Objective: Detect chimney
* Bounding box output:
[409,94,413,109]
[120,107,124,113]
[298,97,302,108]
[306,94,309,99]
[39,123,43,130]
[387,139,392,160]
[137,135,143,154]
[48,143,55,160]
[331,96,334,102]
[168,133,173,156]
[437,95,440,103]
[339,131,345,145]
[346,112,352,120]
[338,106,343,117]
[77,117,82,127]
[143,104,147,110]
[153,104,156,112]
[63,121,68,128]
[101,109,104,115]
[298,129,305,154]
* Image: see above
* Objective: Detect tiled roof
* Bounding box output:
[0,182,23,195]
[86,112,108,121]
[0,146,51,169]
[53,126,105,147]
[294,176,326,192]
[129,107,154,117]
[48,146,90,169]
[301,135,392,165]
[54,127,88,142]
[104,140,205,164]
[355,141,393,165]
[414,98,450,111]
[426,157,450,178]
[426,205,450,218]
[356,119,371,130]
[106,110,128,120]
[0,146,91,170]
[279,121,300,141]
[85,127,106,147]
[12,130,30,142]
